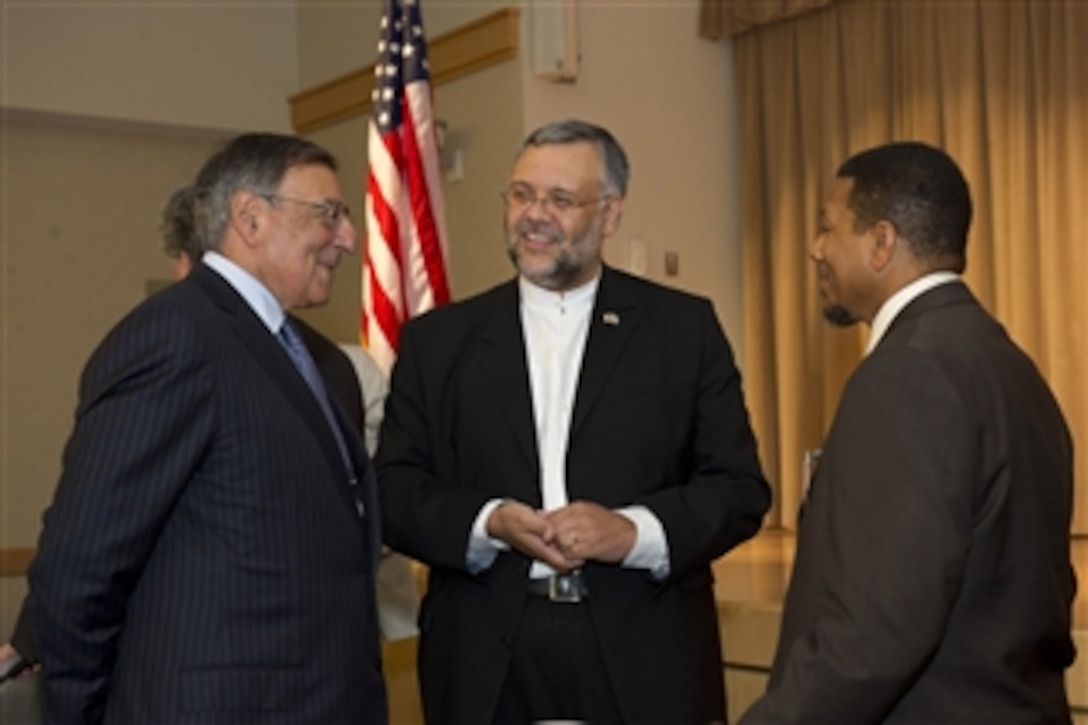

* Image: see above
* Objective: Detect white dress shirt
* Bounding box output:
[202,251,286,333]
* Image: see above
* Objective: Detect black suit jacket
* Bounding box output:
[29,264,387,724]
[377,266,770,723]
[743,282,1076,723]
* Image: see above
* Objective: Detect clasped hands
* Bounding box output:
[486,500,636,572]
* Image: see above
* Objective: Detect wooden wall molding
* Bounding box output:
[0,548,35,577]
[290,7,520,135]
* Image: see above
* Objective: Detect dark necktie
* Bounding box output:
[278,318,363,514]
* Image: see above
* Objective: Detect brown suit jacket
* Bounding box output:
[743,282,1076,723]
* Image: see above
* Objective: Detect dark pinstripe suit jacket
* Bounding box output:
[29,264,387,724]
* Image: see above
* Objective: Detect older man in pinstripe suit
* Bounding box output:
[29,134,387,724]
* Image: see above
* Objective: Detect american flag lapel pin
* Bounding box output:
[603,312,620,326]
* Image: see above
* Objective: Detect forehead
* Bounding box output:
[277,163,342,197]
[822,176,855,221]
[511,141,604,191]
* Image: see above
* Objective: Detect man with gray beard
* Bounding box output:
[376,119,770,724]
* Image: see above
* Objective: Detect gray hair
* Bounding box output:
[520,120,630,197]
[192,133,338,250]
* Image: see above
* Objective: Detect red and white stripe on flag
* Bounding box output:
[363,0,450,377]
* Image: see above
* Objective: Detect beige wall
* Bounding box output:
[434,60,528,301]
[296,0,510,90]
[3,0,298,133]
[0,113,229,636]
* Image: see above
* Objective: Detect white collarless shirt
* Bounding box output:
[467,275,669,579]
[521,276,597,577]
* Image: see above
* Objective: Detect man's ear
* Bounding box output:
[600,196,625,239]
[230,190,266,247]
[869,219,899,271]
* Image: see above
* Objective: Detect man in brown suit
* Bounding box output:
[742,141,1076,723]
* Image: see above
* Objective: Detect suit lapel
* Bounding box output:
[327,396,382,562]
[293,324,380,551]
[570,267,640,437]
[477,281,539,474]
[189,266,358,507]
[295,317,377,525]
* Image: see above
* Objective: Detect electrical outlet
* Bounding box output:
[665,251,679,276]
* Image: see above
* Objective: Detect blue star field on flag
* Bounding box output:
[372,0,432,134]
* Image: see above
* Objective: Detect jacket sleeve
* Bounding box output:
[375,319,497,572]
[633,299,771,579]
[29,306,215,723]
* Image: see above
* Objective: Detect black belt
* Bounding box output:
[526,571,588,603]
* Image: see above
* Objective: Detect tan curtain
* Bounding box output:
[699,0,831,40]
[735,0,1088,534]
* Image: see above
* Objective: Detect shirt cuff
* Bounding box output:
[466,498,510,574]
[617,505,670,580]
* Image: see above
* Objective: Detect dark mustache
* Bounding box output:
[516,219,561,239]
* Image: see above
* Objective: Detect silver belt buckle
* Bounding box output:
[549,573,583,603]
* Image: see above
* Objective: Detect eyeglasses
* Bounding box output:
[261,193,351,229]
[500,184,612,215]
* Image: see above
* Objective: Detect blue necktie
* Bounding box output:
[278,319,363,514]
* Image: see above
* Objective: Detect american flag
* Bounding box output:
[363,0,450,376]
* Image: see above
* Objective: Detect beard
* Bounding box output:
[815,261,858,326]
[822,304,858,326]
[507,245,581,291]
[505,217,599,291]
